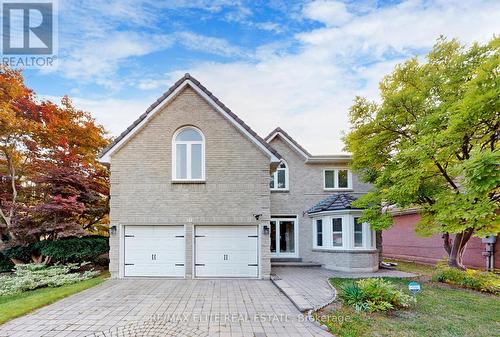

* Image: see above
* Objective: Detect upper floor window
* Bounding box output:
[270,160,289,190]
[172,126,205,181]
[324,169,352,190]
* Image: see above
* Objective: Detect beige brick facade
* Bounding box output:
[268,136,378,272]
[106,78,376,278]
[108,86,271,279]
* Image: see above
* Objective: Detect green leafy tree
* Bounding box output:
[344,36,499,269]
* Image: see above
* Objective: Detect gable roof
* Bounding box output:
[265,127,351,163]
[99,74,281,163]
[265,127,312,159]
[307,194,361,214]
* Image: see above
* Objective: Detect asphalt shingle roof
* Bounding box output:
[307,194,361,214]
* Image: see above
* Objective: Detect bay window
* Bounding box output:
[332,218,343,247]
[354,217,363,247]
[316,219,323,247]
[312,213,375,250]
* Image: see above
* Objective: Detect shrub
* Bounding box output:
[339,278,416,312]
[0,252,14,273]
[2,236,108,264]
[0,263,100,296]
[2,245,32,262]
[432,266,500,295]
[34,237,109,263]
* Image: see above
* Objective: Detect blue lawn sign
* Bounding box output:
[408,281,421,295]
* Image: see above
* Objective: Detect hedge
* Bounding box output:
[0,252,14,272]
[2,236,109,265]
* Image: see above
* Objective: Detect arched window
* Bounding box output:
[172,126,205,180]
[270,160,288,190]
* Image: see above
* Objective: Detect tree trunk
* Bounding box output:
[442,233,451,255]
[10,258,24,265]
[30,254,51,265]
[376,230,383,262]
[447,228,474,269]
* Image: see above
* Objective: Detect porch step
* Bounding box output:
[271,261,323,268]
[271,257,302,263]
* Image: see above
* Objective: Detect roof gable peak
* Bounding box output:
[99,74,281,163]
[265,127,312,159]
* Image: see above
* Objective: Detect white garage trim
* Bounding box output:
[122,225,186,278]
[194,225,260,279]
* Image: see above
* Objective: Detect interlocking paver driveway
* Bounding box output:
[272,267,417,310]
[0,279,332,337]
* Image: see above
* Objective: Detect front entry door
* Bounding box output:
[270,217,298,258]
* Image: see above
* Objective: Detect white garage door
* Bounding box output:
[124,225,185,277]
[195,226,259,278]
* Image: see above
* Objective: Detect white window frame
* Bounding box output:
[270,215,299,258]
[315,219,323,247]
[323,168,353,191]
[172,126,206,181]
[353,217,363,247]
[270,160,289,191]
[312,211,375,250]
[331,217,343,248]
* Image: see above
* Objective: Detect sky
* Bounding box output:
[22,0,500,154]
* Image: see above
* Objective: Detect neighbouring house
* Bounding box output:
[99,74,377,279]
[384,210,500,270]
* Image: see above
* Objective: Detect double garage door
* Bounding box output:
[124,225,258,278]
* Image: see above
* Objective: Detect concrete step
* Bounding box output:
[271,257,302,262]
[271,261,322,267]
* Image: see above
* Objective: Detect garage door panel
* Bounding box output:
[195,226,259,278]
[195,265,258,278]
[195,240,256,253]
[124,225,185,277]
[125,226,184,237]
[125,264,184,277]
[196,226,257,237]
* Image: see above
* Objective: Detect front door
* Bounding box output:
[270,217,298,258]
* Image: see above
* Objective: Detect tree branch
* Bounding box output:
[7,152,18,220]
[434,160,459,192]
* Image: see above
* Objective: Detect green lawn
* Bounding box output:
[316,261,500,337]
[384,259,436,277]
[0,272,109,325]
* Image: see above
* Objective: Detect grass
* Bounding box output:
[316,261,500,337]
[0,271,109,325]
[384,259,436,277]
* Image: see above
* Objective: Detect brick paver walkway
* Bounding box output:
[0,279,332,337]
[272,267,416,310]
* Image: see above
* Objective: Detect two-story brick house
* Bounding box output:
[99,74,378,279]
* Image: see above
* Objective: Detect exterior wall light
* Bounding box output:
[262,225,270,235]
[109,225,117,235]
